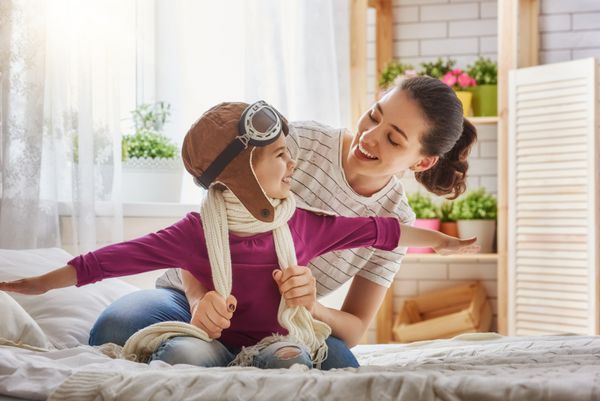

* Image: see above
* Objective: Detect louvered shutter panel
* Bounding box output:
[508,58,600,336]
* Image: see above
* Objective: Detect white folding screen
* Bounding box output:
[508,58,600,336]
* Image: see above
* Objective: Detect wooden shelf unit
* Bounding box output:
[351,0,539,341]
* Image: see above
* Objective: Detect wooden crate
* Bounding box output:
[393,281,492,343]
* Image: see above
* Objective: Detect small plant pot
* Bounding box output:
[457,219,496,253]
[471,84,497,117]
[440,221,459,237]
[122,157,183,203]
[408,218,441,254]
[454,90,473,117]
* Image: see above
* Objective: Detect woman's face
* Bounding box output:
[252,135,296,199]
[345,87,438,180]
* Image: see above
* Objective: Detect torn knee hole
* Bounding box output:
[275,346,302,360]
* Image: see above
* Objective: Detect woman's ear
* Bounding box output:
[410,155,439,172]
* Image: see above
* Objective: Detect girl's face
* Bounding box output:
[345,88,438,180]
[253,135,296,199]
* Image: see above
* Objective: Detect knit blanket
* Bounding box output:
[34,333,600,401]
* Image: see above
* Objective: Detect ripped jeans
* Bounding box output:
[90,288,359,370]
[151,336,313,369]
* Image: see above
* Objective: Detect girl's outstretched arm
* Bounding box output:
[0,265,77,295]
[398,223,479,254]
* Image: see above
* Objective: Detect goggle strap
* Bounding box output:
[196,138,246,189]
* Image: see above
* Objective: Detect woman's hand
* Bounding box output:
[189,291,237,339]
[272,266,317,315]
[433,235,480,255]
[0,277,47,295]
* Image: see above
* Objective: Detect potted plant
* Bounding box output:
[378,61,417,97]
[453,188,497,253]
[407,192,440,254]
[467,57,498,117]
[439,200,459,237]
[418,58,456,79]
[121,101,183,203]
[441,68,477,117]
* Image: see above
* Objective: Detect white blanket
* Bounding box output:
[1,333,599,401]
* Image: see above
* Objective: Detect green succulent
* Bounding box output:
[419,58,456,79]
[407,192,439,219]
[379,61,415,89]
[439,201,457,222]
[467,57,498,85]
[452,188,497,220]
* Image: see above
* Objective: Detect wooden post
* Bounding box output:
[350,0,368,129]
[376,285,394,343]
[373,0,394,92]
[497,0,519,335]
[519,0,540,68]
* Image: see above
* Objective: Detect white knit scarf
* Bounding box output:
[121,188,331,367]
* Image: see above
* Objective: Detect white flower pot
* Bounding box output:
[122,157,183,203]
[457,219,496,253]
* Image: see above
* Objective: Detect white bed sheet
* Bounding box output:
[1,333,599,401]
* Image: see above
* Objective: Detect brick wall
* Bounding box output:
[539,0,600,63]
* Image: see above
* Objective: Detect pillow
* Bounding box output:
[0,291,52,349]
[0,248,139,349]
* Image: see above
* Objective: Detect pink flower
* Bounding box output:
[442,72,457,87]
[458,72,475,88]
[451,68,463,75]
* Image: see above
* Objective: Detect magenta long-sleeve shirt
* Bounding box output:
[68,209,400,347]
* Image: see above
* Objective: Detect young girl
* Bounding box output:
[0,99,477,369]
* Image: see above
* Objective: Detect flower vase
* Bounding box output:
[455,90,473,117]
[471,84,497,116]
[408,218,441,254]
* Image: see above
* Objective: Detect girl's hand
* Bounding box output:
[272,266,317,315]
[0,277,47,295]
[433,235,480,255]
[189,291,237,339]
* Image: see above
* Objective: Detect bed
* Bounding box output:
[1,248,599,401]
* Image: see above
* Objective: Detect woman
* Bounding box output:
[89,76,477,369]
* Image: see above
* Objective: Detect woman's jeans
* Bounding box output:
[89,288,360,370]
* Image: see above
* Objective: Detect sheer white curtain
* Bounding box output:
[242,0,351,129]
[0,0,135,252]
[155,0,350,203]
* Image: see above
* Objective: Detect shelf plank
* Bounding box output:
[468,116,499,125]
[403,253,499,263]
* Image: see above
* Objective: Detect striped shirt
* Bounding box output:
[286,121,415,294]
[155,121,415,294]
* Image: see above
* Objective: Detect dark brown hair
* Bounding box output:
[400,76,477,199]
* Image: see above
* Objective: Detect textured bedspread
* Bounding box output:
[2,334,599,401]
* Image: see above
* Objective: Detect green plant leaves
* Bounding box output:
[123,102,177,160]
[467,57,498,85]
[452,188,497,220]
[407,192,439,219]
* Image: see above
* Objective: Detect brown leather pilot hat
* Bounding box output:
[182,102,288,222]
